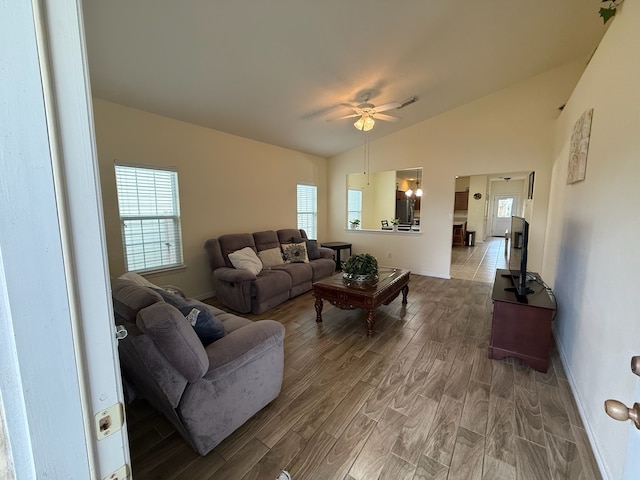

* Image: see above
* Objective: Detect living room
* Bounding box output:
[2,1,639,479]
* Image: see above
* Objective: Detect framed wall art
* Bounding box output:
[567,108,594,184]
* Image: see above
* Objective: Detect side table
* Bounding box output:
[320,241,352,271]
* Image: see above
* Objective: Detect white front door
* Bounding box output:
[491,194,519,236]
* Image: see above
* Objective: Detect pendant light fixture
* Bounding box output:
[404,169,423,197]
[354,114,375,132]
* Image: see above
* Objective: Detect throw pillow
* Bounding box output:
[305,239,321,260]
[282,242,309,263]
[152,288,226,346]
[258,247,285,267]
[228,247,263,275]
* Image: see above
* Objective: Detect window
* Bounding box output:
[497,197,514,218]
[115,164,183,272]
[297,184,317,239]
[347,189,362,227]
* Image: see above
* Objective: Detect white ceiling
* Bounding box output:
[82,1,607,158]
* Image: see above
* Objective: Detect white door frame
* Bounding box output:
[0,0,129,478]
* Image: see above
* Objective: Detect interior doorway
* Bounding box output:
[491,194,519,236]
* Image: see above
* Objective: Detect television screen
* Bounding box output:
[508,215,533,298]
[509,216,526,276]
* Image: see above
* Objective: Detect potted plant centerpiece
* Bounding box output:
[342,253,379,283]
[390,218,400,231]
[349,219,360,230]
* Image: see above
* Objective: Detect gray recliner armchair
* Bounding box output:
[111,277,284,456]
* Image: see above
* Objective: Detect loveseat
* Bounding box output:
[204,229,335,314]
[111,274,285,456]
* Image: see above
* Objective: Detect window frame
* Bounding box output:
[114,162,184,273]
[296,183,317,239]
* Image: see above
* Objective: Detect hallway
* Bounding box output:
[450,237,508,283]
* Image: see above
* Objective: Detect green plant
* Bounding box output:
[600,0,624,24]
[342,253,378,277]
[390,218,400,225]
[350,219,360,225]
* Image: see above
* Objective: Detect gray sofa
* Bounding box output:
[111,277,285,456]
[204,228,335,314]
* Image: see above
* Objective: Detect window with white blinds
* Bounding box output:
[347,189,362,227]
[115,164,184,272]
[296,184,317,239]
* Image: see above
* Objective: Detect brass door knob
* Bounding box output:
[604,399,640,429]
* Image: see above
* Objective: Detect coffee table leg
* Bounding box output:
[315,297,323,322]
[366,309,375,337]
[402,285,409,304]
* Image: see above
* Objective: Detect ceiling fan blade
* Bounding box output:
[375,113,400,122]
[334,113,360,120]
[374,101,402,113]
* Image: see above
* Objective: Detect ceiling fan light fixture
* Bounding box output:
[416,186,423,197]
[405,188,413,197]
[354,115,375,132]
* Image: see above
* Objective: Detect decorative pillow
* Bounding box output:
[152,288,226,346]
[228,247,263,275]
[282,242,309,263]
[258,247,284,267]
[305,239,321,260]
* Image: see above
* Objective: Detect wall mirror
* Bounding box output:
[347,168,422,230]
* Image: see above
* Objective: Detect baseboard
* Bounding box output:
[553,325,609,479]
[193,290,215,301]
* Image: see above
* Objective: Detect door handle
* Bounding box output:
[604,355,640,429]
[604,399,640,429]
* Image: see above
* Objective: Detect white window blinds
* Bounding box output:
[297,184,317,239]
[115,164,184,272]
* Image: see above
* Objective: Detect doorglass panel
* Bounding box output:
[497,198,513,218]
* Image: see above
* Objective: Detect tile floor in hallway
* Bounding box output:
[450,237,509,283]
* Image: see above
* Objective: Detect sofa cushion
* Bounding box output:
[111,278,163,324]
[136,303,209,382]
[282,242,309,263]
[305,239,321,260]
[258,247,284,267]
[228,247,263,275]
[152,289,226,346]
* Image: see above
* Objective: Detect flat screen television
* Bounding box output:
[505,215,534,299]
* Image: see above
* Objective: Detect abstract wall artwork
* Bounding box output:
[567,108,594,184]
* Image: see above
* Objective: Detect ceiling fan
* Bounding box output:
[336,93,418,131]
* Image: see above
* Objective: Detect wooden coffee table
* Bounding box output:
[313,267,410,336]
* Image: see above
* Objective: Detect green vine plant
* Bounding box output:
[600,0,624,24]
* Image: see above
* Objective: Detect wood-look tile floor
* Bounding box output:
[126,274,602,480]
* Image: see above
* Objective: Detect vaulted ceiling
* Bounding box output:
[82,1,607,158]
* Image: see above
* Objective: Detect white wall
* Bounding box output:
[467,175,488,240]
[328,60,587,277]
[93,100,328,298]
[542,1,640,477]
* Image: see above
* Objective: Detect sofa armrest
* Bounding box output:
[204,320,284,375]
[318,247,335,260]
[213,267,256,283]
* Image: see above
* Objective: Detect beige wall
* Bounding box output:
[542,1,640,477]
[327,60,587,277]
[93,100,327,299]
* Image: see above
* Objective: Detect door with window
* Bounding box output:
[491,194,518,236]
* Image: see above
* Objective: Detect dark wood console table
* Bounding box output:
[488,269,556,372]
